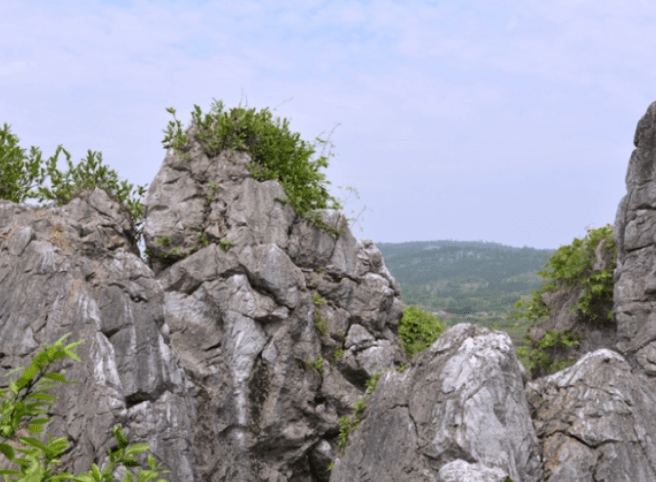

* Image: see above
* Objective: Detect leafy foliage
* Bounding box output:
[0,124,44,205]
[332,348,344,361]
[506,224,616,326]
[398,305,444,359]
[515,330,581,374]
[160,97,346,238]
[0,332,171,481]
[0,123,147,245]
[505,224,616,374]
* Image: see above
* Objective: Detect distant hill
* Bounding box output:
[375,239,559,346]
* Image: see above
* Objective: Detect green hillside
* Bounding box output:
[376,239,558,349]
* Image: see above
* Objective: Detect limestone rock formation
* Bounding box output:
[615,99,656,393]
[0,188,193,479]
[5,100,656,481]
[330,324,544,482]
[0,117,407,481]
[526,348,656,481]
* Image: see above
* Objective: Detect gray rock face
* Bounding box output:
[0,124,407,481]
[614,99,656,390]
[0,189,194,479]
[526,349,656,481]
[330,324,544,482]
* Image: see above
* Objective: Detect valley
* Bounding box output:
[376,239,558,349]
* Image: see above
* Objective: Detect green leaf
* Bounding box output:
[125,443,150,456]
[0,442,15,461]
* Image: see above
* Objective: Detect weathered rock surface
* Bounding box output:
[526,236,616,379]
[330,323,543,482]
[526,348,656,481]
[614,99,656,393]
[0,119,407,481]
[0,188,194,479]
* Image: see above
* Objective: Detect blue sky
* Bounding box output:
[2,0,654,251]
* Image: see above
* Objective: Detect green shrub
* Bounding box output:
[398,305,444,359]
[154,236,172,247]
[312,293,326,307]
[506,224,616,374]
[195,231,210,248]
[306,355,324,376]
[397,363,410,373]
[219,239,235,253]
[364,369,382,394]
[0,123,147,244]
[506,224,616,326]
[333,348,344,361]
[516,329,581,374]
[335,368,383,457]
[314,315,328,337]
[205,182,218,204]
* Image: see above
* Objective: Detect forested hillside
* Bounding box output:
[376,239,558,346]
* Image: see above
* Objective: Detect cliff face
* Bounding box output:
[0,117,407,481]
[3,101,656,481]
[614,100,656,389]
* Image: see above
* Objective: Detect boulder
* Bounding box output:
[330,324,543,482]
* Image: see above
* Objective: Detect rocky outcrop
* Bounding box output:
[614,99,656,393]
[330,324,543,482]
[526,348,656,481]
[0,188,193,479]
[331,322,656,482]
[5,100,656,481]
[0,117,407,481]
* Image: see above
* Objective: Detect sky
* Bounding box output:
[2,0,654,251]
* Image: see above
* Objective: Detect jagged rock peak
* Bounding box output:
[0,122,408,481]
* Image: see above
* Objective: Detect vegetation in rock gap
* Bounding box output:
[161,93,349,238]
[516,329,581,375]
[398,305,444,359]
[295,354,324,376]
[506,224,615,325]
[505,224,615,371]
[330,367,384,467]
[0,332,171,481]
[312,293,330,337]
